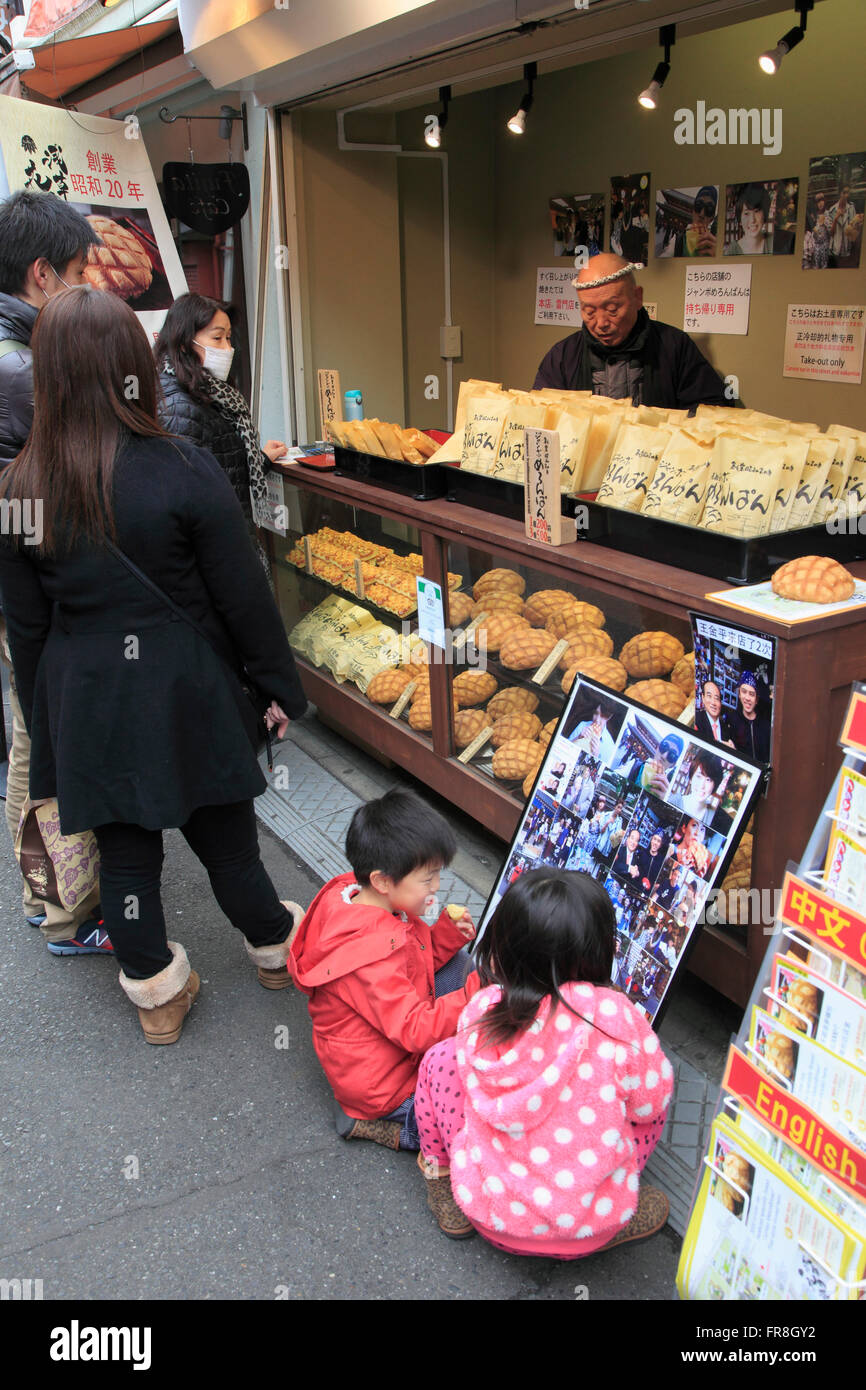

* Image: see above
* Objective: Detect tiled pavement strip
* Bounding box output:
[260,713,742,1237]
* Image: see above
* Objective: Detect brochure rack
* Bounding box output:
[677,684,866,1301]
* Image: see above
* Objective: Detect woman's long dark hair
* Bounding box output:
[474,868,615,1047]
[153,292,228,404]
[0,287,165,554]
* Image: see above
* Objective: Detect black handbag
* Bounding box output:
[106,540,274,765]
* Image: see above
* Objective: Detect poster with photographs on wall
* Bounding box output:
[479,676,764,1026]
[689,613,776,768]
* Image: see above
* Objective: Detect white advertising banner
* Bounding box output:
[0,94,186,341]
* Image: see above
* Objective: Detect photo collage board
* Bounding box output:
[480,676,765,1026]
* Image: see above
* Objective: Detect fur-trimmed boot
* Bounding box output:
[119,941,200,1045]
[417,1152,476,1240]
[244,900,304,990]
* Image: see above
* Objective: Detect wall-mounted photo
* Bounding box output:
[655,185,719,258]
[549,192,605,259]
[803,152,864,269]
[609,172,650,263]
[723,178,799,257]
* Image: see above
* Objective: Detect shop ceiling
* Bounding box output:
[179,0,826,112]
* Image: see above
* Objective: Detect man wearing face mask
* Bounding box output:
[0,192,108,954]
[0,191,99,467]
[155,294,287,577]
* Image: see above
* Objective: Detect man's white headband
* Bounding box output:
[571,262,644,291]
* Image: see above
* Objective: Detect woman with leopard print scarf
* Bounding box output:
[155,294,285,582]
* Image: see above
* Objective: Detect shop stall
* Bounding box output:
[267,454,866,1008]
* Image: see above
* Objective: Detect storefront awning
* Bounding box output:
[5,16,179,101]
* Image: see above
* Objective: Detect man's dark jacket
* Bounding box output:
[0,293,38,466]
[534,311,728,410]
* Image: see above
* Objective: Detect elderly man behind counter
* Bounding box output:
[534,253,728,410]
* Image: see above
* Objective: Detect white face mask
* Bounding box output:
[194,340,234,381]
[41,264,72,301]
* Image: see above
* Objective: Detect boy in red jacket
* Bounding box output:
[288,790,477,1152]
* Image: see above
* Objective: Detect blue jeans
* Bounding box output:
[336,946,473,1151]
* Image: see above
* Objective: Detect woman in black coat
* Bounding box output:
[0,288,308,1044]
[154,293,287,573]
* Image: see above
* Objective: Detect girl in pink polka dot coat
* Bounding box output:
[415,868,673,1255]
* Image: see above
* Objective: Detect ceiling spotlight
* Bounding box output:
[638,63,670,110]
[759,1,812,74]
[425,85,450,149]
[638,25,675,110]
[507,62,536,136]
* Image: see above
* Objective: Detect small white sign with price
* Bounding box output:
[683,263,751,335]
[416,577,446,650]
[255,472,287,535]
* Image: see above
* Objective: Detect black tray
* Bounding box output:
[445,465,526,519]
[333,445,446,500]
[575,498,866,585]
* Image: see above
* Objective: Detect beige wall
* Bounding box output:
[293,109,406,433]
[488,0,866,427]
[292,0,866,434]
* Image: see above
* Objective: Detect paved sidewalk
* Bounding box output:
[0,716,685,1301]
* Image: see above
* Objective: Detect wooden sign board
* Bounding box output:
[523,427,576,547]
[317,369,342,441]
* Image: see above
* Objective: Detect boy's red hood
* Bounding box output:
[289,872,411,992]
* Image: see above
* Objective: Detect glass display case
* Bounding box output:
[267,460,866,1008]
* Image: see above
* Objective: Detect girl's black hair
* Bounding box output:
[345,789,456,886]
[152,292,234,404]
[474,868,615,1047]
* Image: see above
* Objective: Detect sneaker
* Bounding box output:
[26,911,47,927]
[47,920,113,956]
